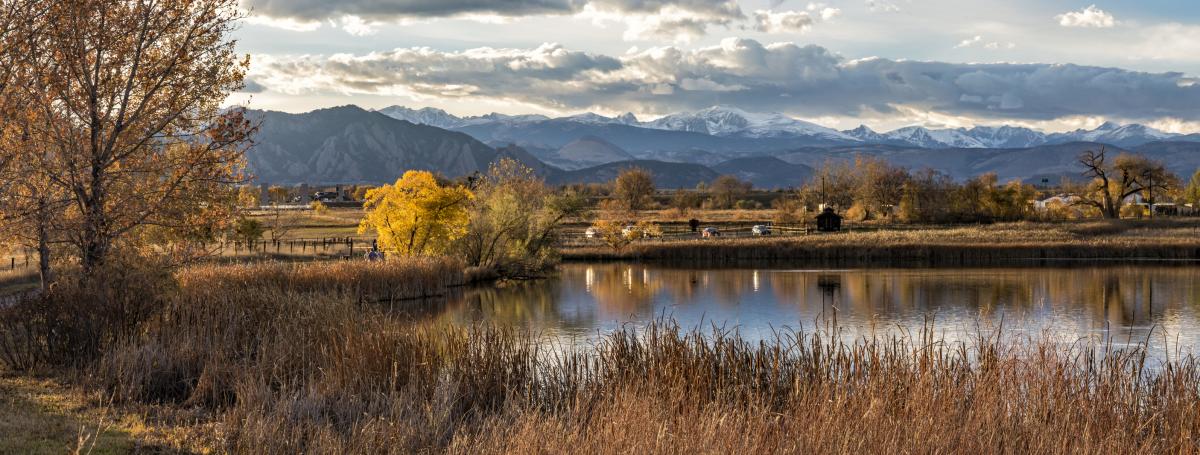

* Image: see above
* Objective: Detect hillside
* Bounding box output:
[548,160,720,188]
[246,106,511,184]
[711,157,815,189]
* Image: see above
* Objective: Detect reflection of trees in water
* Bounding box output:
[423,279,599,331]
[396,264,1200,337]
[763,267,1200,331]
[563,264,666,318]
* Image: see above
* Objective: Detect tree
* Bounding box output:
[352,185,375,202]
[708,175,752,209]
[897,169,955,223]
[233,217,264,246]
[238,186,262,208]
[2,0,254,278]
[1183,169,1200,207]
[455,159,586,275]
[1077,148,1176,219]
[805,159,857,211]
[262,207,300,242]
[358,171,473,256]
[267,186,292,204]
[613,167,656,211]
[853,156,908,220]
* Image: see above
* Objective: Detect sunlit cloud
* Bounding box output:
[1056,5,1116,28]
[247,38,1200,126]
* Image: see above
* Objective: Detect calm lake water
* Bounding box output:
[433,263,1200,355]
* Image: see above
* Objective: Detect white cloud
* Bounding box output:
[752,5,840,34]
[1056,5,1116,28]
[243,0,747,42]
[243,15,323,32]
[338,16,379,36]
[956,35,1015,50]
[955,36,982,48]
[250,38,1200,123]
[865,0,900,13]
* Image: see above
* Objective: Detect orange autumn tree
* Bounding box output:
[0,0,254,279]
[358,171,473,257]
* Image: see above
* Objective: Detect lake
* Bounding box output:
[431,263,1200,355]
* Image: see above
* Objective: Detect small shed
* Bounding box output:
[816,207,842,232]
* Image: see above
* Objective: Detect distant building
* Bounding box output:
[816,208,842,232]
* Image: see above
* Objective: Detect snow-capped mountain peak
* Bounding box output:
[883,126,986,148]
[375,106,464,129]
[647,105,856,141]
[376,104,1192,149]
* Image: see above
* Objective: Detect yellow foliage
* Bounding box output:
[309,200,329,215]
[358,171,473,256]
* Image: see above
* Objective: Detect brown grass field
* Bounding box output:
[0,255,1198,453]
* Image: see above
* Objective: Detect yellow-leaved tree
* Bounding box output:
[359,171,473,256]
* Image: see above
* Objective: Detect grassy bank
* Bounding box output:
[0,258,1198,452]
[563,220,1200,266]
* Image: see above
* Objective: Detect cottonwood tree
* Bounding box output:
[708,175,752,209]
[0,1,65,289]
[612,168,656,211]
[2,0,254,278]
[1183,169,1200,207]
[455,159,586,275]
[358,171,473,256]
[853,156,909,220]
[1076,148,1176,219]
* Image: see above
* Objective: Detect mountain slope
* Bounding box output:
[546,136,636,170]
[246,106,499,184]
[1046,122,1178,148]
[548,160,719,188]
[778,141,1200,183]
[711,157,814,189]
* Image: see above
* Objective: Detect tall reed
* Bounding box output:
[10,257,1198,453]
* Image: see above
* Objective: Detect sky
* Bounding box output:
[228,0,1200,133]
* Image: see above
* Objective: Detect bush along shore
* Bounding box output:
[562,221,1200,267]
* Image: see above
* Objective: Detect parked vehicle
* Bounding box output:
[584,227,599,239]
[702,227,721,238]
[751,225,771,236]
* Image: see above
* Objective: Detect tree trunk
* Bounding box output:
[36,211,51,292]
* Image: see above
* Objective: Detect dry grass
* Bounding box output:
[564,220,1200,265]
[177,257,467,302]
[4,257,1200,453]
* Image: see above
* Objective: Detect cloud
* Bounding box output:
[243,0,746,40]
[250,38,1200,122]
[955,36,982,48]
[1056,5,1116,28]
[753,4,839,33]
[240,78,267,93]
[241,0,577,21]
[865,0,900,13]
[955,36,1015,50]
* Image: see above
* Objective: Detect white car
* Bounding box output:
[751,225,771,236]
[584,227,599,239]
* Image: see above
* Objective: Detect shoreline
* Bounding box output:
[559,221,1200,267]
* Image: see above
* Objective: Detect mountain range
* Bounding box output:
[241,104,1200,189]
[377,105,1196,150]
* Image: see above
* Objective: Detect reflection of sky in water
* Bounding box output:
[440,264,1200,360]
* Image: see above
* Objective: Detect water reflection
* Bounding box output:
[433,263,1200,353]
